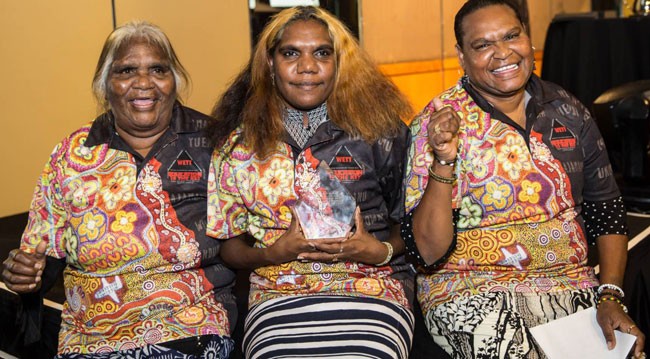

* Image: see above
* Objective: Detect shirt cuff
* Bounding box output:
[400,209,457,270]
[583,196,628,245]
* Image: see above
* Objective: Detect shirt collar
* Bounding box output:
[283,102,329,148]
[462,73,561,113]
[462,73,563,137]
[283,102,329,125]
[525,73,563,104]
[84,101,191,148]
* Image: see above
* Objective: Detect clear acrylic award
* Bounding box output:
[294,160,356,239]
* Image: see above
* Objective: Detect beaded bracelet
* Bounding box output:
[434,156,456,167]
[428,166,456,185]
[597,283,624,298]
[376,242,394,266]
[597,295,628,313]
[598,289,623,303]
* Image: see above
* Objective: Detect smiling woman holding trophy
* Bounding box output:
[205,5,415,358]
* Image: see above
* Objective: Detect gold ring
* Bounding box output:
[339,244,344,254]
[332,255,338,262]
[627,324,636,334]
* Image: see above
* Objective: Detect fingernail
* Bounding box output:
[308,243,316,249]
[37,270,43,277]
[35,263,42,270]
[29,284,36,289]
[607,341,613,350]
[297,256,304,260]
[36,276,41,283]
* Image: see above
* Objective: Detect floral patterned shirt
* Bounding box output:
[404,75,627,313]
[21,104,235,354]
[207,120,414,309]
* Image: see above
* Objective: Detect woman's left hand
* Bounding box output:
[298,207,389,265]
[596,301,646,358]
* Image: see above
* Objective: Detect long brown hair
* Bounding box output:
[209,6,412,156]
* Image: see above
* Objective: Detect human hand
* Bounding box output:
[596,301,646,358]
[303,207,388,265]
[2,241,47,294]
[428,97,460,163]
[266,207,317,264]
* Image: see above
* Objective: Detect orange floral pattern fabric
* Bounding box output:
[21,107,232,354]
[207,126,410,309]
[404,82,599,313]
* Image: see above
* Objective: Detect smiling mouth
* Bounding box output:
[130,97,157,109]
[491,63,519,74]
[292,82,322,89]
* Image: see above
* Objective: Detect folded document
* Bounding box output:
[529,306,636,359]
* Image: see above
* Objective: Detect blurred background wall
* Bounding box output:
[363,0,590,112]
[0,1,251,216]
[0,0,590,217]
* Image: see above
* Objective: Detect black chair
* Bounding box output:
[592,80,650,212]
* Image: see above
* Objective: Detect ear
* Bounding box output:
[455,44,466,73]
[267,53,274,73]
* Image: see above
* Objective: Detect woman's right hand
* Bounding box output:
[2,241,47,294]
[265,207,317,264]
[427,97,460,163]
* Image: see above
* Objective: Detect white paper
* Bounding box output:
[529,307,637,359]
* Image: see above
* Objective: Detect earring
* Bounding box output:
[270,73,275,86]
[459,67,468,83]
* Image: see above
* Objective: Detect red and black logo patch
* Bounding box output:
[549,119,577,151]
[168,150,203,182]
[328,146,364,182]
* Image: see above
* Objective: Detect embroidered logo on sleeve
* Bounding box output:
[549,119,577,151]
[168,150,203,182]
[328,146,364,182]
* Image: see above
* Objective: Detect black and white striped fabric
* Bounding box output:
[424,289,597,359]
[243,295,415,358]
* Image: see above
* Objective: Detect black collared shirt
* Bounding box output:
[21,102,236,351]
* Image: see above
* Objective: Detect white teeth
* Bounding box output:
[492,64,518,73]
[132,99,154,106]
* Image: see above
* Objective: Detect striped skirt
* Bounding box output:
[244,295,415,358]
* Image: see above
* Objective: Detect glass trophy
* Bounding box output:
[294,160,356,239]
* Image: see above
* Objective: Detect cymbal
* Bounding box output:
[593,79,650,104]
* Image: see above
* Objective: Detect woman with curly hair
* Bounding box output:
[206,5,415,358]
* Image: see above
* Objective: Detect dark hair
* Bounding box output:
[454,0,527,48]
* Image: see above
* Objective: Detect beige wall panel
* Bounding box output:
[551,0,591,14]
[441,0,464,58]
[115,0,251,115]
[0,1,112,216]
[361,0,442,63]
[442,57,463,89]
[528,0,553,50]
[390,72,443,113]
[0,1,251,217]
